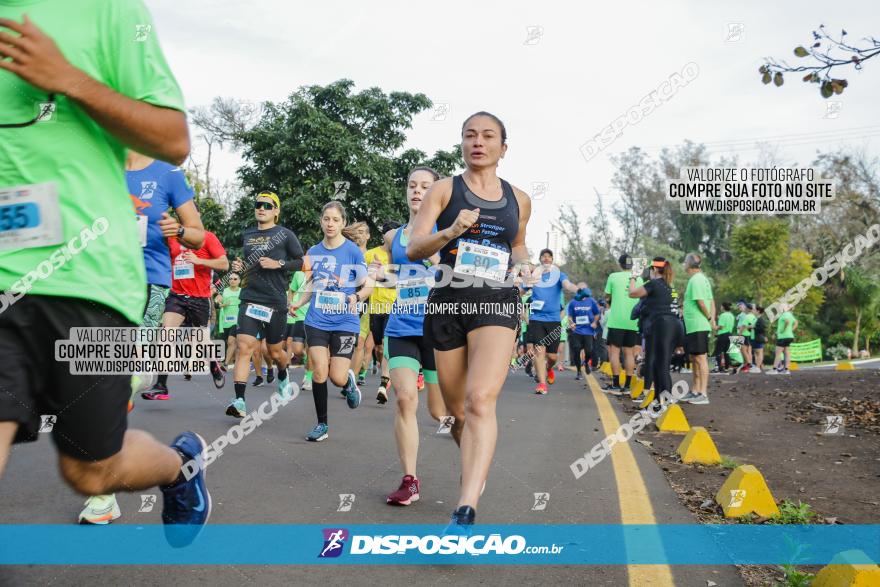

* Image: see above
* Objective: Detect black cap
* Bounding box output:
[618,253,632,269]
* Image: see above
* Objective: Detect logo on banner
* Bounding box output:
[319,528,349,558]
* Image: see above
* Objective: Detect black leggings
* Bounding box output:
[713,333,731,370]
[569,333,594,372]
[648,314,678,396]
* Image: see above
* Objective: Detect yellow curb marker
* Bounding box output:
[676,427,721,465]
[812,549,880,587]
[656,404,690,434]
[715,465,780,518]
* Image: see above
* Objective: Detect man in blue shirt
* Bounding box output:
[567,285,600,381]
[520,249,579,395]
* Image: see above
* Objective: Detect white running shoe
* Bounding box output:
[78,494,121,525]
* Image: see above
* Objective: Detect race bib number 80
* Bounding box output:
[454,241,509,283]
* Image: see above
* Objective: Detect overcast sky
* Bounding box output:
[147,0,880,255]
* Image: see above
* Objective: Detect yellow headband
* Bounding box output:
[256,191,280,209]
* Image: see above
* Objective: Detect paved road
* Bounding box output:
[1,367,743,586]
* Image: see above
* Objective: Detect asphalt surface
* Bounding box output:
[1,367,744,586]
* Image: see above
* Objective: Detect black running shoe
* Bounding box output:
[266,368,275,384]
[252,376,264,387]
[210,361,226,389]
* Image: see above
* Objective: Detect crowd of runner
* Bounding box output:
[0,0,801,543]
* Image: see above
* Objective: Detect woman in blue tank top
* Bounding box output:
[407,112,534,533]
[381,166,448,506]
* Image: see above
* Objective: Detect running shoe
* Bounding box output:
[602,382,624,395]
[306,422,329,442]
[225,398,246,419]
[128,400,134,413]
[371,360,378,375]
[680,368,692,374]
[252,375,264,387]
[210,361,226,389]
[739,364,750,374]
[357,370,367,387]
[376,385,388,405]
[534,383,548,395]
[547,368,555,385]
[780,369,791,375]
[249,362,255,373]
[301,372,312,392]
[687,393,710,405]
[142,382,169,401]
[417,372,425,391]
[524,362,533,377]
[386,475,420,506]
[266,367,275,384]
[277,372,294,401]
[161,432,211,548]
[557,363,565,372]
[575,372,583,381]
[78,494,121,525]
[443,505,475,536]
[344,370,361,409]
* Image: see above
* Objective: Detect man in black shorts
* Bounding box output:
[602,255,644,393]
[229,192,304,418]
[0,0,210,542]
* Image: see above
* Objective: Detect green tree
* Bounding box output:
[724,219,823,316]
[232,79,462,249]
[841,267,880,354]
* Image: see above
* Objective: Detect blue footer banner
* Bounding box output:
[1,524,878,565]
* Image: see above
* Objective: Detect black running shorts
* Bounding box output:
[164,292,210,327]
[526,320,562,349]
[237,302,288,345]
[685,331,709,355]
[776,337,794,348]
[0,294,132,461]
[369,312,390,346]
[606,327,639,348]
[424,287,521,352]
[304,325,358,359]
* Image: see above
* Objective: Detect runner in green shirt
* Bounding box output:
[712,302,735,372]
[738,305,758,372]
[602,254,643,393]
[770,306,798,374]
[681,253,715,404]
[287,270,310,388]
[0,0,209,542]
[218,274,242,367]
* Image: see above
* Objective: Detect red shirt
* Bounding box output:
[169,231,226,298]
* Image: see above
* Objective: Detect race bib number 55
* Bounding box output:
[0,183,63,252]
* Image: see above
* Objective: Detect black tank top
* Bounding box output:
[434,174,520,297]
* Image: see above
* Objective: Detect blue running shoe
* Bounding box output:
[161,432,211,547]
[443,505,475,536]
[225,398,246,419]
[306,423,329,442]
[343,369,361,409]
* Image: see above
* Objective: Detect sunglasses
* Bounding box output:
[254,201,277,210]
[0,94,56,129]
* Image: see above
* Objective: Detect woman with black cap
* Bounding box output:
[628,257,677,408]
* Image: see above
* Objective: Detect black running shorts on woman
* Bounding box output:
[426,174,522,351]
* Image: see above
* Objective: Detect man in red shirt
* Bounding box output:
[143,231,229,399]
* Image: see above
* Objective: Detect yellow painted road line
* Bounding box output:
[586,373,675,587]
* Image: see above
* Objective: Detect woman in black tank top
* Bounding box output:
[407,112,533,533]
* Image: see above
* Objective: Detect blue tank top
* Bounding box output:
[434,174,520,298]
[385,225,434,338]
